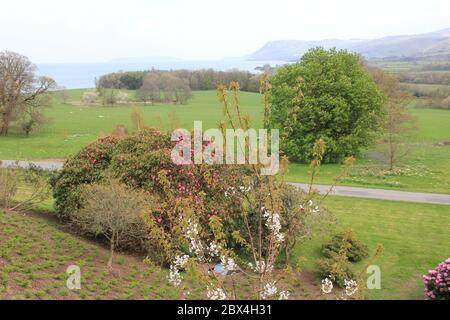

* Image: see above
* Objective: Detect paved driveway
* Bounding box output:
[2,160,449,205]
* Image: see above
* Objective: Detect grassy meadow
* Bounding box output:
[0,89,262,160]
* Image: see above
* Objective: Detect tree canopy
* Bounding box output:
[269,48,384,163]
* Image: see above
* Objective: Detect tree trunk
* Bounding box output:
[388,136,395,171]
[0,118,9,136]
[284,244,290,266]
[107,233,115,271]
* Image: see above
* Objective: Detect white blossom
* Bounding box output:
[168,254,190,287]
[344,279,358,297]
[304,200,320,214]
[321,277,333,294]
[207,286,227,300]
[186,219,204,257]
[208,241,221,257]
[239,185,252,193]
[168,265,182,287]
[221,256,237,271]
[224,187,236,198]
[261,282,278,299]
[248,260,274,274]
[262,209,285,244]
[279,290,290,300]
[173,254,190,268]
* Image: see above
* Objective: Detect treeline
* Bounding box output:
[415,97,450,110]
[138,71,192,104]
[420,63,450,72]
[97,69,261,93]
[398,72,450,85]
[399,84,450,99]
[398,82,450,110]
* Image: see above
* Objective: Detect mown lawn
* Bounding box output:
[294,196,450,300]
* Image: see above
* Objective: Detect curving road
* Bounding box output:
[2,160,450,206]
[290,183,450,206]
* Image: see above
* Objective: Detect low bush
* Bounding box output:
[322,230,369,263]
[423,258,450,300]
[316,230,369,288]
[0,168,18,209]
[317,255,355,288]
[1,165,51,212]
[72,180,150,268]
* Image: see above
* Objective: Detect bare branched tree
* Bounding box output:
[0,51,56,136]
[369,67,417,170]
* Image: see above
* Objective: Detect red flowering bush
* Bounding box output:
[423,258,450,300]
[51,129,247,225]
[51,128,254,262]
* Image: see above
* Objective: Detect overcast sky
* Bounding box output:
[1,0,449,63]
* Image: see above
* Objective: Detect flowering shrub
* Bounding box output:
[159,80,339,300]
[51,129,243,220]
[52,128,253,263]
[423,258,450,300]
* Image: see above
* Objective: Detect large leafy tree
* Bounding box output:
[269,48,384,163]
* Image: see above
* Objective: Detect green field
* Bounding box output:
[1,89,449,193]
[296,196,450,300]
[399,83,450,95]
[0,90,262,160]
[369,59,450,73]
[286,107,450,193]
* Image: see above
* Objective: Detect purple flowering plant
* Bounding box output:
[423,258,450,300]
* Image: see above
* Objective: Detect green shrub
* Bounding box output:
[317,255,355,288]
[322,230,369,263]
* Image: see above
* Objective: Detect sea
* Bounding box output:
[36,59,288,89]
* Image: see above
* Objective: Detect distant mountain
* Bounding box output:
[249,28,450,61]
